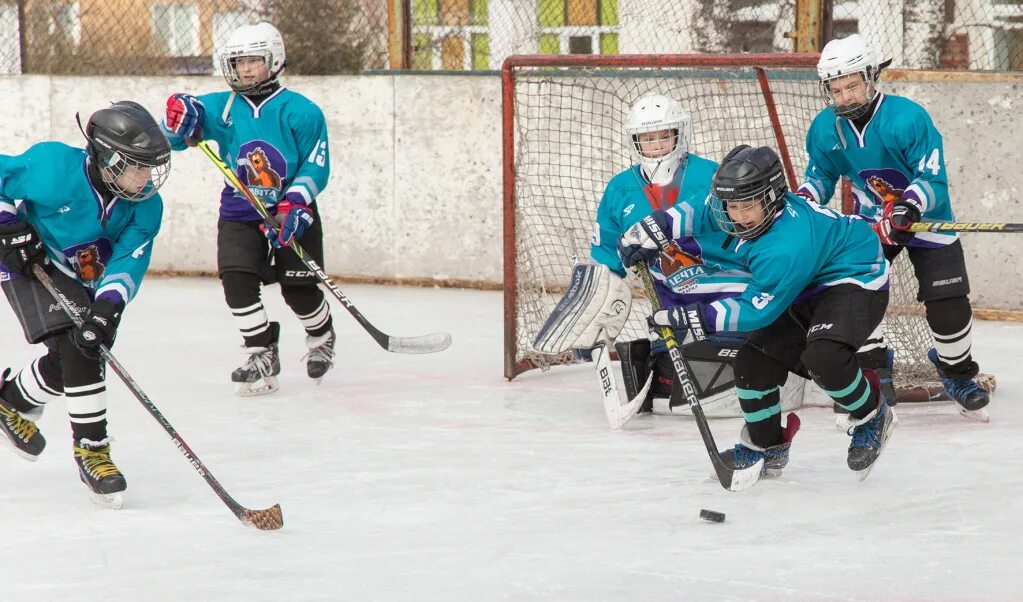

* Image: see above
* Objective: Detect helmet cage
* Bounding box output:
[819,69,879,119]
[92,137,171,202]
[710,184,781,240]
[220,49,282,94]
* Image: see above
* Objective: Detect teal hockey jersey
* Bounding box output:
[165,88,329,221]
[798,93,955,248]
[668,192,889,334]
[0,142,163,305]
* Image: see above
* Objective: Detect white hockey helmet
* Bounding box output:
[816,34,890,119]
[625,94,691,185]
[218,22,286,93]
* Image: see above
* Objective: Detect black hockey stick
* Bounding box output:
[907,221,1023,233]
[636,263,762,492]
[197,140,451,354]
[33,265,283,530]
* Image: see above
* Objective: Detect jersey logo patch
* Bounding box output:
[75,245,105,283]
[623,203,635,217]
[237,140,288,206]
[857,168,910,216]
[659,237,722,294]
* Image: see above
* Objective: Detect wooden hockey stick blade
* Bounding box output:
[907,221,1023,233]
[240,503,284,530]
[386,331,452,354]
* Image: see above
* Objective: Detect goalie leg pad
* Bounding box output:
[614,339,655,412]
[532,262,632,355]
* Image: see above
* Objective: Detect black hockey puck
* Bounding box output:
[699,509,726,523]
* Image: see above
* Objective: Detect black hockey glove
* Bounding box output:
[648,303,710,344]
[618,211,671,270]
[72,298,124,360]
[0,220,51,278]
[873,200,921,246]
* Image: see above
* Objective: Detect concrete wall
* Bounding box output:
[0,73,1019,310]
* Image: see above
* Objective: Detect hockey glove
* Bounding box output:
[72,298,124,360]
[649,303,710,344]
[261,200,315,248]
[618,211,671,270]
[164,93,205,144]
[873,200,920,246]
[0,220,51,278]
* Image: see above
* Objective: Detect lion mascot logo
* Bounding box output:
[75,245,105,282]
[245,147,282,190]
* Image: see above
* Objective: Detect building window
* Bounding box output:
[537,0,619,55]
[412,0,490,69]
[151,2,201,57]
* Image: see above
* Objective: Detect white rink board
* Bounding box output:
[0,277,1020,601]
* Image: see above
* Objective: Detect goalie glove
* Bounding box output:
[872,200,920,246]
[649,303,710,344]
[532,262,632,354]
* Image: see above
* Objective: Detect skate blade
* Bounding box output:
[958,406,990,423]
[90,492,124,510]
[234,376,280,397]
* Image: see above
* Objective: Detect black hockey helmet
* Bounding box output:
[710,145,788,240]
[83,101,171,201]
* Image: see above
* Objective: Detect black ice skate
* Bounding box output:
[0,388,46,461]
[927,348,990,422]
[846,371,897,480]
[232,343,281,396]
[74,438,126,509]
[303,327,335,383]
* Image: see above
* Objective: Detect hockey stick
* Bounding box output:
[33,265,283,530]
[907,221,1023,233]
[592,330,653,430]
[636,261,763,492]
[196,140,451,354]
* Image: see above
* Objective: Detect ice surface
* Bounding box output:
[1,277,1020,601]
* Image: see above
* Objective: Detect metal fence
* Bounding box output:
[2,1,1022,76]
[0,0,388,75]
[407,0,1023,71]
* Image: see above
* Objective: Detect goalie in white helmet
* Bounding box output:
[797,34,990,420]
[536,94,803,424]
[161,22,337,396]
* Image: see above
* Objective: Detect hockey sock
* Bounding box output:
[735,345,789,447]
[221,271,275,347]
[282,284,332,338]
[803,339,875,421]
[925,296,978,380]
[1,351,64,414]
[60,332,108,442]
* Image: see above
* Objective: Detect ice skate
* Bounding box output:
[846,371,897,481]
[302,327,335,383]
[74,438,126,509]
[719,414,800,478]
[232,344,280,396]
[927,348,990,422]
[0,379,46,461]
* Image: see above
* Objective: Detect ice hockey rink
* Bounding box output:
[2,277,1020,601]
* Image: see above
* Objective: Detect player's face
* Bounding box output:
[235,56,270,85]
[827,73,869,109]
[636,129,676,159]
[114,164,153,195]
[726,198,767,229]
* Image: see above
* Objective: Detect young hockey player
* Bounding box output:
[163,21,334,396]
[619,145,896,478]
[538,93,753,414]
[0,101,171,505]
[797,34,989,419]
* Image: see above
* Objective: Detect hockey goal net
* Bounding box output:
[502,53,964,402]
